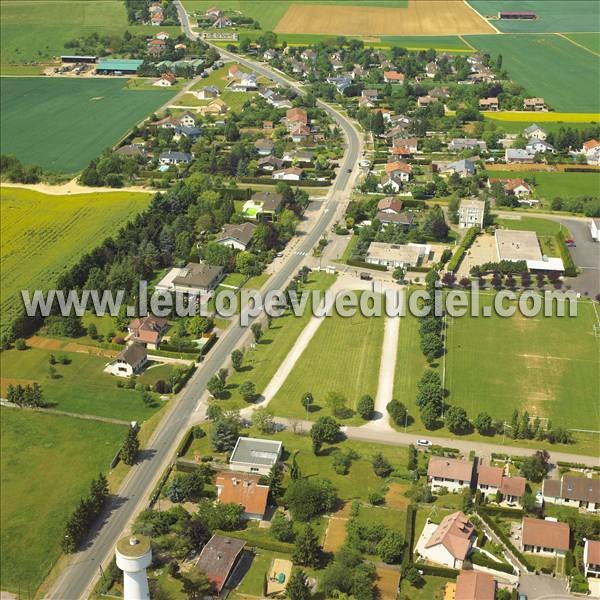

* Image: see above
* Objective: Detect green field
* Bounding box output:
[493,216,566,236]
[0,0,180,67]
[0,346,167,421]
[485,170,600,200]
[468,1,600,33]
[565,33,600,55]
[379,35,472,51]
[270,294,385,422]
[484,117,600,135]
[465,34,600,112]
[0,77,175,172]
[0,188,150,332]
[444,296,599,430]
[0,408,126,592]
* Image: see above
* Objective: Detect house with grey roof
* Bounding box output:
[448,138,487,152]
[217,223,257,251]
[159,151,192,165]
[505,148,535,164]
[105,343,148,378]
[229,437,283,475]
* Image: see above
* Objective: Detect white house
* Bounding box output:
[216,223,256,251]
[582,139,600,165]
[104,343,147,378]
[229,437,282,475]
[526,140,555,154]
[584,539,600,578]
[273,167,303,181]
[159,151,192,166]
[458,198,485,228]
[179,112,196,128]
[591,218,600,242]
[427,457,474,493]
[521,517,570,557]
[421,512,475,569]
[365,242,427,269]
[524,124,547,141]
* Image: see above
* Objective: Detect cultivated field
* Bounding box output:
[0,188,150,332]
[468,1,600,33]
[484,116,600,135]
[0,408,126,592]
[565,33,600,55]
[484,112,600,123]
[274,1,495,36]
[0,77,175,172]
[466,34,600,112]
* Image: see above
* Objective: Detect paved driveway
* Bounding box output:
[519,572,574,599]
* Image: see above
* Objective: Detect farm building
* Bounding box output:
[95,59,143,75]
[61,55,97,64]
[499,11,537,19]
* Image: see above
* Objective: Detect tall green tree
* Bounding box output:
[292,525,321,567]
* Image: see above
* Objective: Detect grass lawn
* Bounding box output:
[337,234,359,263]
[221,272,248,288]
[217,272,336,410]
[0,77,175,172]
[234,549,279,597]
[465,34,600,112]
[0,408,127,593]
[0,188,150,334]
[0,346,165,422]
[444,295,599,430]
[484,116,600,135]
[399,574,454,600]
[244,272,270,290]
[494,216,566,236]
[379,35,472,51]
[270,293,385,424]
[189,66,230,91]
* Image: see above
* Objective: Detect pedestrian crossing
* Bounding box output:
[295,250,309,256]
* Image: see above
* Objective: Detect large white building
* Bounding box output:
[229,437,283,475]
[458,198,485,228]
[365,242,429,269]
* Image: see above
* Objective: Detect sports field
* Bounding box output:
[274,1,495,36]
[468,1,600,33]
[271,297,385,422]
[466,34,600,112]
[0,188,150,332]
[0,408,126,592]
[0,77,174,172]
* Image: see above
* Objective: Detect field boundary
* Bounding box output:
[557,32,600,57]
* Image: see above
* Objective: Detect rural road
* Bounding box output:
[47,5,362,598]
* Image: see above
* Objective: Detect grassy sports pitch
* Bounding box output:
[0,77,175,172]
[0,188,150,333]
[467,1,600,33]
[0,408,126,592]
[466,34,600,112]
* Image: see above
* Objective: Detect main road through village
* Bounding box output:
[48,5,362,598]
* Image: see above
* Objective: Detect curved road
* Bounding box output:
[48,7,361,600]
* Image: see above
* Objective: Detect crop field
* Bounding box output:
[0,408,126,592]
[484,112,600,123]
[0,188,150,332]
[1,77,175,172]
[485,170,600,200]
[274,1,495,36]
[483,116,600,135]
[271,296,385,422]
[444,296,600,430]
[468,1,600,33]
[565,33,600,55]
[379,35,473,51]
[0,0,180,67]
[466,34,600,112]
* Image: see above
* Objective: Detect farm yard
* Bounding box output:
[0,77,175,172]
[465,34,600,112]
[0,408,127,593]
[0,188,150,334]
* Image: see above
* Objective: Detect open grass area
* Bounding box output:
[0,408,126,592]
[493,216,566,236]
[564,33,600,55]
[466,34,600,112]
[467,1,600,33]
[0,77,175,172]
[270,293,385,423]
[399,574,454,600]
[0,346,166,421]
[379,35,472,51]
[484,116,600,135]
[0,0,180,67]
[444,295,599,430]
[485,170,600,200]
[0,188,150,334]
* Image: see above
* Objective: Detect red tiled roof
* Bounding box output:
[455,570,495,600]
[425,511,474,560]
[216,472,269,517]
[522,518,570,551]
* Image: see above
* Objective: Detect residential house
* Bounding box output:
[155,262,224,299]
[365,242,427,269]
[151,11,164,25]
[155,31,169,41]
[358,96,375,108]
[105,343,147,378]
[290,123,310,143]
[458,198,485,228]
[425,61,438,78]
[213,15,233,28]
[159,151,192,166]
[422,512,476,569]
[448,138,487,152]
[273,167,304,181]
[267,93,292,109]
[216,223,257,251]
[263,120,273,130]
[377,196,403,214]
[526,139,555,154]
[591,218,600,242]
[263,48,277,61]
[127,315,168,350]
[449,570,496,600]
[155,115,179,129]
[352,64,366,79]
[524,97,546,111]
[376,211,414,229]
[290,59,309,77]
[215,472,269,520]
[384,161,412,181]
[286,107,308,131]
[521,517,570,557]
[254,138,274,156]
[258,156,284,172]
[383,70,405,84]
[179,112,196,128]
[488,178,532,197]
[115,145,146,158]
[194,535,246,596]
[418,95,438,108]
[479,97,499,111]
[242,192,283,222]
[147,39,166,56]
[542,475,599,511]
[427,457,474,492]
[282,150,314,164]
[174,124,201,140]
[330,58,344,71]
[430,87,450,100]
[439,158,477,178]
[300,49,316,61]
[582,139,600,165]
[327,75,352,94]
[153,71,176,86]
[476,463,526,506]
[205,7,223,20]
[584,539,600,578]
[391,137,419,156]
[378,172,403,193]
[195,86,219,101]
[229,437,283,475]
[200,98,228,116]
[230,72,257,92]
[505,149,534,164]
[228,64,241,79]
[524,124,547,140]
[362,89,379,101]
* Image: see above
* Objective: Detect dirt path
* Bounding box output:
[1,179,155,196]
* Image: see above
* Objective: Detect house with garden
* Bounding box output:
[105,343,148,378]
[521,517,570,557]
[427,457,474,492]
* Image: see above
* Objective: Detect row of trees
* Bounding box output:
[5,383,45,408]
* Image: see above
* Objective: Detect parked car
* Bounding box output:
[359,272,372,281]
[416,439,432,447]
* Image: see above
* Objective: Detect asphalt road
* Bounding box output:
[48,8,361,599]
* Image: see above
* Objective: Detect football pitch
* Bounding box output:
[0,77,175,172]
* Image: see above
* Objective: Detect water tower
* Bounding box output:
[115,534,152,600]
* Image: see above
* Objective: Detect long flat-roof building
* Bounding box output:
[365,242,428,269]
[495,229,564,272]
[229,437,282,475]
[96,59,143,74]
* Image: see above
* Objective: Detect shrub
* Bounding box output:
[14,338,27,350]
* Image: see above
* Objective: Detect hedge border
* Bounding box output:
[447,226,479,273]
